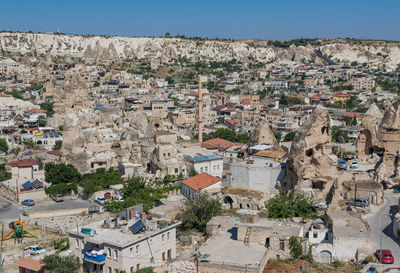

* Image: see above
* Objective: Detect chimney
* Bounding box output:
[198,76,203,143]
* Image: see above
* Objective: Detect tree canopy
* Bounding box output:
[198,128,250,144]
[80,168,121,194]
[42,254,80,273]
[266,193,316,219]
[44,163,81,184]
[177,193,221,232]
[0,138,8,153]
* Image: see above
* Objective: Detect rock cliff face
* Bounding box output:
[376,100,400,184]
[356,103,384,160]
[60,109,156,174]
[1,32,400,68]
[285,106,338,198]
[250,118,279,149]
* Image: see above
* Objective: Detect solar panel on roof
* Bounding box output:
[32,179,42,189]
[22,181,33,189]
[130,220,145,234]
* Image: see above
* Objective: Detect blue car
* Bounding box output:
[21,199,35,206]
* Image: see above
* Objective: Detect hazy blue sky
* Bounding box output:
[1,0,399,40]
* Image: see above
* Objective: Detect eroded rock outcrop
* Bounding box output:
[285,106,338,198]
[356,103,383,161]
[376,100,400,184]
[251,118,279,149]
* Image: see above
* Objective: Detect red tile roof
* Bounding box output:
[47,150,61,156]
[343,113,361,118]
[16,257,45,271]
[242,98,251,105]
[226,119,238,126]
[182,173,221,191]
[2,126,16,130]
[24,108,47,113]
[7,159,38,168]
[201,138,243,149]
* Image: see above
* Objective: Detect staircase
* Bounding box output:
[244,227,252,246]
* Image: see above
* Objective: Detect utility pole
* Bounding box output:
[354,184,357,207]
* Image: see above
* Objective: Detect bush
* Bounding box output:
[332,260,345,268]
[364,255,375,263]
[266,193,317,219]
[283,131,296,142]
[43,254,80,273]
[45,183,77,195]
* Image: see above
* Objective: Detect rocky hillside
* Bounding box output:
[1,32,400,68]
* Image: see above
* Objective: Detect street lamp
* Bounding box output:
[380,213,393,265]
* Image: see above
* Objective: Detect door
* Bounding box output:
[319,250,332,263]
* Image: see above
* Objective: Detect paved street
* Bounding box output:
[364,191,400,265]
[0,198,20,223]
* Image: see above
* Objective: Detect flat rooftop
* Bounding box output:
[198,226,267,267]
[69,219,181,248]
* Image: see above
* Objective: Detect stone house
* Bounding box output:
[68,218,181,273]
[181,173,221,198]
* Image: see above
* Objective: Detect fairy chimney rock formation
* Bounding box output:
[356,103,383,160]
[251,118,279,149]
[285,106,338,198]
[377,100,400,183]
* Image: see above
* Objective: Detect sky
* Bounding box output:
[1,0,399,41]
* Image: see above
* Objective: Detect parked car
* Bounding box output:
[375,249,394,264]
[52,194,64,202]
[350,161,359,169]
[21,199,35,206]
[24,245,46,255]
[346,198,369,208]
[96,197,106,205]
[338,160,347,170]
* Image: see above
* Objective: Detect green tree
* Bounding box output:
[266,192,316,219]
[177,193,221,232]
[273,131,282,142]
[80,168,121,194]
[0,164,11,181]
[199,128,250,144]
[0,138,8,153]
[53,140,62,150]
[38,116,47,127]
[40,101,54,115]
[283,131,296,142]
[44,163,81,184]
[189,167,198,177]
[93,81,100,87]
[42,254,80,273]
[350,61,358,66]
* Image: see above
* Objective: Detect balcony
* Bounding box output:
[84,251,106,265]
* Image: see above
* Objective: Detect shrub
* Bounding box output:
[332,260,345,268]
[266,192,317,219]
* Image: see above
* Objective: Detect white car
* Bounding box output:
[96,197,106,205]
[350,161,359,169]
[114,196,124,202]
[25,245,46,255]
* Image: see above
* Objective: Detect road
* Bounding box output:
[0,198,20,223]
[364,191,400,265]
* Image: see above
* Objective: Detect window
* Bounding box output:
[130,247,134,257]
[175,168,178,174]
[217,165,220,170]
[114,250,118,260]
[162,234,165,243]
[136,245,139,254]
[108,267,112,273]
[107,248,112,257]
[162,252,165,261]
[167,232,170,241]
[213,165,216,171]
[205,166,208,172]
[163,153,166,157]
[200,167,203,173]
[137,264,140,270]
[150,257,154,263]
[313,232,318,238]
[168,153,170,157]
[130,267,134,273]
[279,240,285,251]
